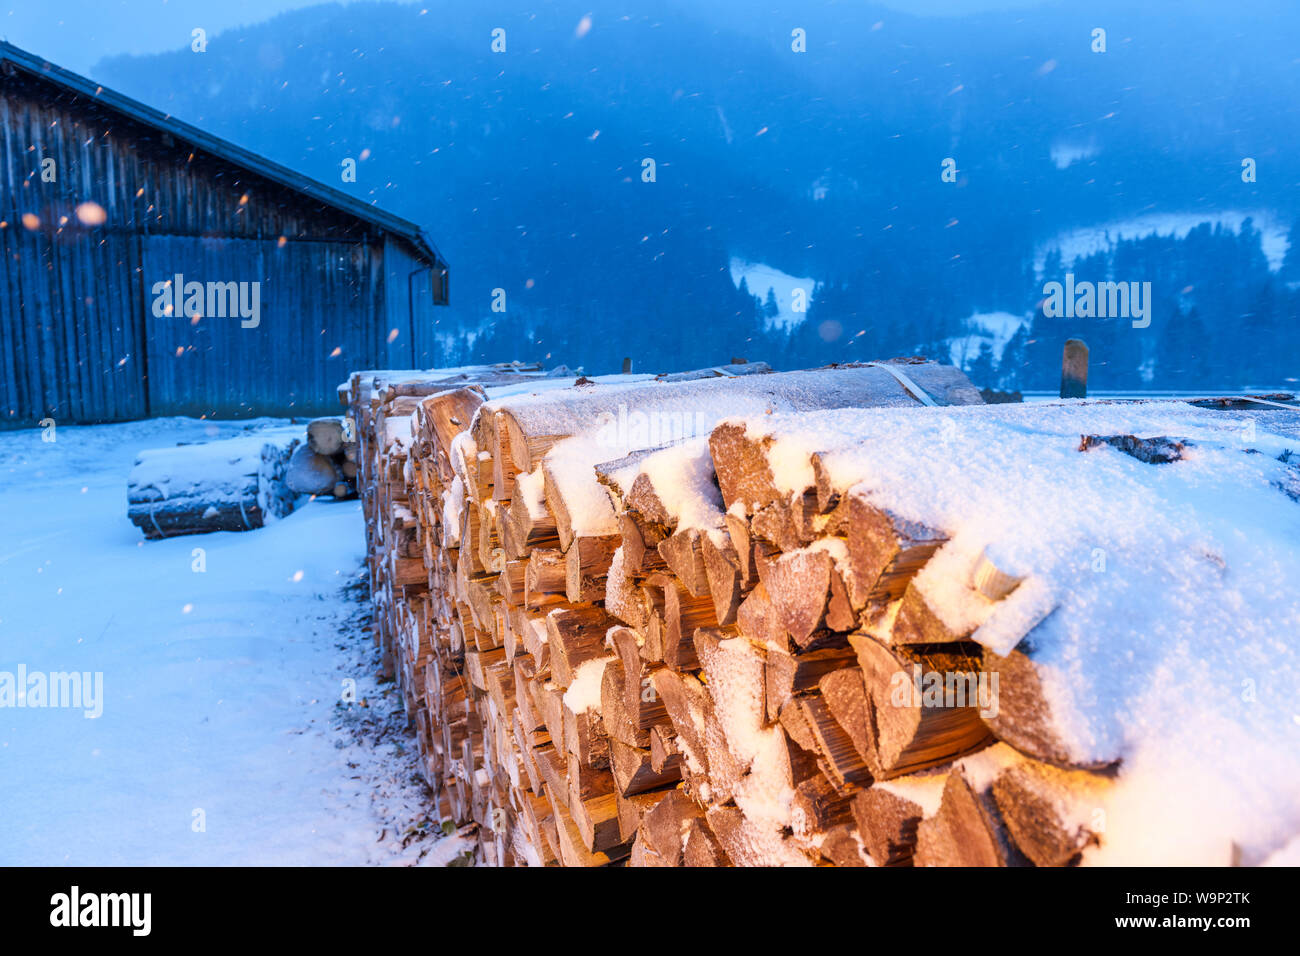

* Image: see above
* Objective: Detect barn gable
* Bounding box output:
[0,41,448,425]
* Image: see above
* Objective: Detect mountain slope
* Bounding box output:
[94,0,1300,387]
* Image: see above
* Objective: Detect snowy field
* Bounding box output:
[0,418,467,866]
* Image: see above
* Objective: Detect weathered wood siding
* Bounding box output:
[0,68,441,427]
[383,235,446,371]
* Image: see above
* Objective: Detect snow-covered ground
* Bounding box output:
[0,418,468,866]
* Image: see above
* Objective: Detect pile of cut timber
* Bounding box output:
[355,360,1300,866]
[342,360,773,694]
[356,358,1168,866]
[127,427,301,539]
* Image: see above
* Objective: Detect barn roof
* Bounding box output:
[0,40,448,277]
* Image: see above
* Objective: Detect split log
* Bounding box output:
[657,527,711,597]
[843,492,948,609]
[562,671,611,769]
[890,581,973,645]
[682,817,731,867]
[819,825,868,866]
[543,454,618,552]
[765,644,858,727]
[565,533,621,602]
[971,546,1025,602]
[563,751,622,852]
[979,643,1115,770]
[607,626,667,732]
[756,545,863,648]
[817,666,880,777]
[849,633,994,778]
[603,546,650,631]
[649,724,682,775]
[790,773,860,842]
[600,658,653,750]
[616,789,671,848]
[735,582,788,654]
[700,532,743,626]
[779,693,874,790]
[705,805,812,867]
[546,605,618,688]
[990,760,1105,867]
[638,789,704,866]
[525,549,568,608]
[914,771,1022,867]
[616,511,669,574]
[610,739,681,796]
[651,668,710,782]
[852,787,924,866]
[661,575,715,671]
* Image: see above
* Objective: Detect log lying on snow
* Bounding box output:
[127,428,302,539]
[352,356,1190,866]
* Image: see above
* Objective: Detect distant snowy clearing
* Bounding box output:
[1035,210,1290,273]
[947,311,1028,372]
[729,257,816,332]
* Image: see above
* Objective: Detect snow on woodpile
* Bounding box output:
[477,360,980,565]
[725,399,1300,865]
[476,360,982,476]
[631,438,728,535]
[354,353,1299,867]
[353,357,1019,867]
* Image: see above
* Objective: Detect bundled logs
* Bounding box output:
[127,428,302,539]
[350,357,1122,866]
[284,416,361,499]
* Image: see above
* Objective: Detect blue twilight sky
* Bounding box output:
[3,0,1052,75]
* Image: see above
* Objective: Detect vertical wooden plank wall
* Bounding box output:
[0,70,439,427]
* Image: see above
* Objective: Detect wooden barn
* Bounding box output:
[0,41,449,428]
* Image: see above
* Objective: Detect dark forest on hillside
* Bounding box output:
[97,0,1300,389]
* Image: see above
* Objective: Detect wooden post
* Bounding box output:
[1061,339,1088,399]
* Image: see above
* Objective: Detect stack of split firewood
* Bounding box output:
[348,358,1114,866]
